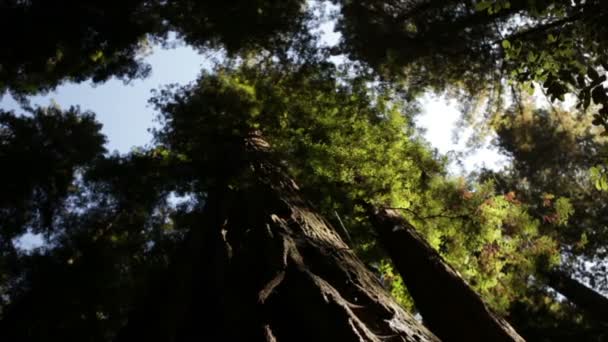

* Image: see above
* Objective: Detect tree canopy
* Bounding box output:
[1,1,608,341]
[0,0,307,98]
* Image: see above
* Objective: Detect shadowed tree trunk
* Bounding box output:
[544,268,608,324]
[115,133,439,341]
[369,207,525,342]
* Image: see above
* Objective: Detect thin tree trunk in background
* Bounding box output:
[545,268,608,324]
[115,133,439,341]
[370,207,525,342]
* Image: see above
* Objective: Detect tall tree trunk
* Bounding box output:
[115,133,439,341]
[369,207,525,342]
[544,268,608,323]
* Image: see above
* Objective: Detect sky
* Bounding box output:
[1,42,211,153]
[418,95,507,173]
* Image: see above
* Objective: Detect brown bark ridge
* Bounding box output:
[115,133,439,342]
[369,207,525,342]
[545,268,608,323]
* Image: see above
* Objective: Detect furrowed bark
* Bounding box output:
[369,207,525,342]
[544,268,608,323]
[115,134,439,341]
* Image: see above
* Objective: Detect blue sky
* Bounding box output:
[1,43,210,153]
[418,95,507,173]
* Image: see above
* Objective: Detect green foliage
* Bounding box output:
[333,0,608,132]
[0,105,106,236]
[475,0,512,14]
[553,197,575,226]
[482,102,608,338]
[0,103,199,340]
[150,62,586,319]
[151,62,579,317]
[508,286,607,342]
[0,0,309,98]
[589,165,608,191]
[152,61,441,247]
[162,0,308,54]
[333,0,505,95]
[407,177,563,313]
[1,1,607,337]
[489,104,608,260]
[378,261,416,311]
[0,0,159,97]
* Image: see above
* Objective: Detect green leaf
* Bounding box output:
[600,177,608,191]
[502,39,511,50]
[89,50,104,63]
[475,1,492,12]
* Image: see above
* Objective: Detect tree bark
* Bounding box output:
[544,268,608,323]
[369,207,525,342]
[115,133,439,341]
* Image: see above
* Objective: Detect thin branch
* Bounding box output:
[334,210,352,243]
[502,11,587,44]
[384,207,471,221]
[511,84,526,117]
[540,86,569,129]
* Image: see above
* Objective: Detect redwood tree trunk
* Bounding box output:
[369,207,525,342]
[544,268,608,323]
[116,134,439,341]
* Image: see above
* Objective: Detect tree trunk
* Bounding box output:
[115,133,439,341]
[369,207,525,342]
[544,268,608,323]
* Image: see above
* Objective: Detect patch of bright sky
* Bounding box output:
[417,94,508,174]
[1,40,211,153]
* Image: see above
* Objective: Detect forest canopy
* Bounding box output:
[0,1,607,341]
